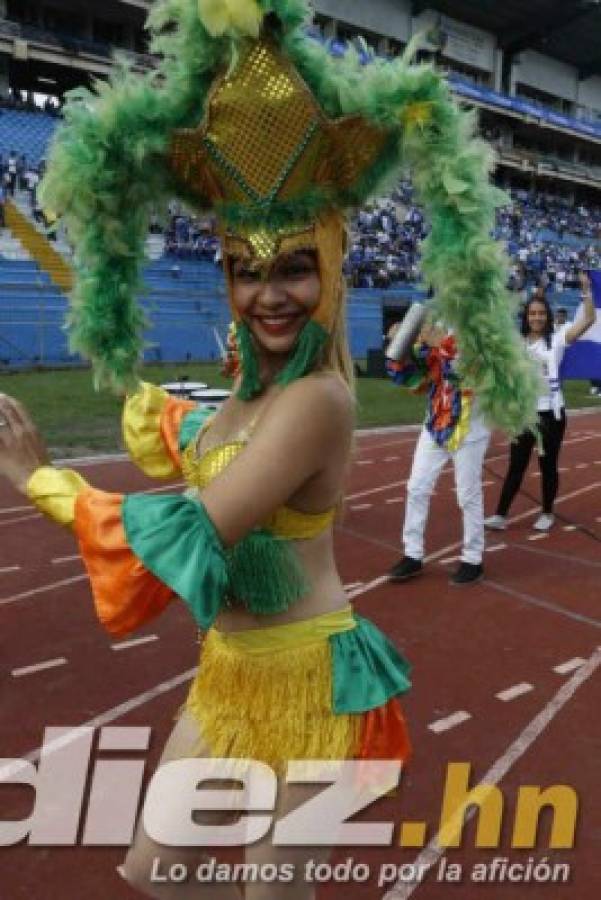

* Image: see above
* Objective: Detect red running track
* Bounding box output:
[1,411,600,899]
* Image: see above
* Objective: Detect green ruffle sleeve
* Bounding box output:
[122,493,228,630]
[122,493,310,626]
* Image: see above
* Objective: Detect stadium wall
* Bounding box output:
[578,76,601,121]
[514,50,578,102]
[315,0,411,42]
[412,8,496,75]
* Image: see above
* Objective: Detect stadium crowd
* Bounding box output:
[2,148,600,298]
[163,182,601,293]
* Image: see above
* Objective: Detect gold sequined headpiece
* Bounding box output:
[168,35,390,328]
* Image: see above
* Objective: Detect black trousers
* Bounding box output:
[496,409,567,516]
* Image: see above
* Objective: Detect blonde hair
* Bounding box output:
[319,280,355,397]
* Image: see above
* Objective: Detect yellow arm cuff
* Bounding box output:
[26,466,90,527]
[122,381,179,479]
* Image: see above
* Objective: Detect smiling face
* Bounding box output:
[526,300,551,336]
[230,250,321,356]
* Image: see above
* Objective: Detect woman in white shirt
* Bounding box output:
[485,275,595,532]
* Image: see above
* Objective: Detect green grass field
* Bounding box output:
[0,364,597,457]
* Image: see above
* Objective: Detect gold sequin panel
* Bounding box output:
[181,440,246,491]
[180,440,334,540]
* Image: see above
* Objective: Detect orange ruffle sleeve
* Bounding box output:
[74,488,175,637]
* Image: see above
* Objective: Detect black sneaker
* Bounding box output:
[389,556,423,582]
[450,562,483,586]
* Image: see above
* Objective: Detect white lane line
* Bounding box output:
[0,504,32,515]
[346,479,407,502]
[553,657,586,675]
[0,668,197,781]
[439,555,461,565]
[347,452,597,505]
[143,482,185,494]
[496,682,534,702]
[0,513,42,527]
[482,480,496,487]
[385,497,403,505]
[428,711,471,734]
[558,467,569,473]
[575,463,589,469]
[563,525,578,532]
[528,533,548,541]
[12,657,68,678]
[486,579,601,631]
[529,472,541,478]
[384,456,400,462]
[357,460,374,466]
[355,428,597,464]
[350,503,372,511]
[112,635,159,652]
[595,460,601,465]
[597,515,601,523]
[346,574,389,600]
[485,543,506,553]
[382,646,601,900]
[54,452,128,466]
[344,581,364,591]
[0,574,88,607]
[0,565,20,574]
[52,554,81,565]
[356,429,420,444]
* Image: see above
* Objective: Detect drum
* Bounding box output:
[160,381,208,398]
[189,388,232,410]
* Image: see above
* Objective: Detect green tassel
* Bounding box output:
[226,529,309,613]
[236,320,263,400]
[275,319,328,387]
[237,319,327,400]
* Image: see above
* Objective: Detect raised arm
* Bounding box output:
[565,273,597,346]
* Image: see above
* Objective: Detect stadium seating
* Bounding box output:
[0,110,57,166]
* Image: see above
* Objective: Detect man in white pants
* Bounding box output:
[387,323,490,585]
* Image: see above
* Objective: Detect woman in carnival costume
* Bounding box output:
[0,1,540,895]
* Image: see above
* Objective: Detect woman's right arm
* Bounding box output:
[1,378,351,639]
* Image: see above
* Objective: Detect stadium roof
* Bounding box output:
[412,0,601,78]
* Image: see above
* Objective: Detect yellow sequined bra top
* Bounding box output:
[181,433,336,541]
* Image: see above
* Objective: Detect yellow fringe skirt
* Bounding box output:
[185,607,363,772]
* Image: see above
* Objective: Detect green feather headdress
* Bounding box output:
[40,0,538,435]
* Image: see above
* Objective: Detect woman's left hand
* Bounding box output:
[0,394,49,493]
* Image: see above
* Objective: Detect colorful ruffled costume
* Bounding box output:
[31,0,542,770]
[387,334,491,566]
[387,334,477,452]
[28,382,411,769]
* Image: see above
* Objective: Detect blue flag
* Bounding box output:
[560,270,601,380]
